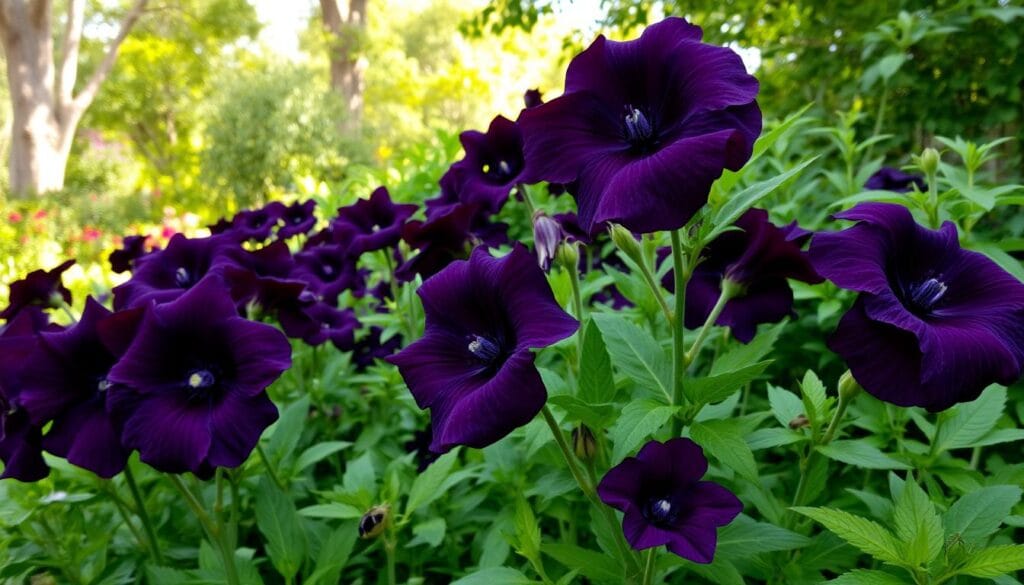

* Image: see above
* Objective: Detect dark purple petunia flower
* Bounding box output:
[14,298,139,478]
[597,438,742,563]
[388,245,578,453]
[105,276,292,477]
[291,243,366,303]
[277,200,318,239]
[809,202,1024,411]
[660,209,822,343]
[0,311,50,481]
[395,204,479,282]
[231,201,286,242]
[440,116,528,214]
[404,425,440,472]
[207,217,234,235]
[109,235,153,274]
[0,259,75,322]
[112,234,244,310]
[554,211,592,245]
[519,17,761,235]
[332,187,417,253]
[864,167,926,193]
[352,326,402,372]
[301,303,361,351]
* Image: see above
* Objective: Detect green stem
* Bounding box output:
[104,481,149,554]
[566,258,586,375]
[670,230,691,436]
[256,443,285,491]
[683,280,738,366]
[820,387,853,446]
[634,247,674,325]
[517,183,537,217]
[168,475,241,585]
[385,539,397,585]
[123,465,163,563]
[641,548,656,585]
[540,406,641,576]
[789,378,854,518]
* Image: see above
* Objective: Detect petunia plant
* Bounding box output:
[2,14,1024,585]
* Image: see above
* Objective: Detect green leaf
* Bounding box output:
[768,384,805,428]
[409,517,447,548]
[266,395,310,464]
[944,485,1023,544]
[293,441,351,473]
[957,544,1024,578]
[933,386,1006,453]
[826,569,912,584]
[306,521,357,585]
[792,507,903,564]
[254,477,306,580]
[800,370,828,430]
[690,420,759,482]
[746,428,806,450]
[542,543,622,583]
[892,479,943,566]
[609,399,677,462]
[712,322,785,376]
[450,567,537,585]
[298,503,362,519]
[686,560,746,585]
[714,105,812,194]
[546,395,616,429]
[706,157,818,243]
[816,441,910,470]
[578,319,616,404]
[716,516,811,557]
[592,313,671,401]
[686,360,772,405]
[406,449,459,515]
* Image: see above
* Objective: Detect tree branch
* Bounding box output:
[56,0,85,111]
[67,0,148,127]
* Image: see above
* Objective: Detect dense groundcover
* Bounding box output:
[3,16,1024,585]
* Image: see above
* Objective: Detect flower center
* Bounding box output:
[642,496,680,527]
[906,277,948,313]
[187,369,216,390]
[467,334,501,364]
[322,264,335,277]
[97,379,112,392]
[483,160,515,182]
[175,267,191,287]
[624,106,654,145]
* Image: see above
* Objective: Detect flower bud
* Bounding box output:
[572,425,597,461]
[358,505,389,539]
[838,370,862,403]
[608,223,642,266]
[919,147,940,177]
[555,240,580,272]
[533,212,565,272]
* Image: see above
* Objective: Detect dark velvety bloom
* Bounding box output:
[113,234,244,310]
[395,204,479,282]
[231,201,286,241]
[207,217,234,235]
[661,208,823,342]
[519,17,761,234]
[352,326,402,372]
[809,203,1024,411]
[301,303,361,351]
[0,259,75,321]
[440,116,528,214]
[864,167,926,193]
[106,276,292,476]
[291,244,366,303]
[554,211,591,245]
[332,187,417,253]
[597,438,742,563]
[0,311,50,481]
[277,200,318,239]
[109,235,153,274]
[15,298,138,478]
[388,245,578,453]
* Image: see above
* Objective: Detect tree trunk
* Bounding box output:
[319,0,367,135]
[0,0,147,197]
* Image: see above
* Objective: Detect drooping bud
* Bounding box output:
[572,425,597,461]
[533,212,565,272]
[359,505,389,539]
[609,223,642,266]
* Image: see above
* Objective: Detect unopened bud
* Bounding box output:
[608,223,642,265]
[838,370,861,403]
[358,505,389,539]
[572,425,597,460]
[555,240,580,272]
[919,147,940,177]
[533,212,565,272]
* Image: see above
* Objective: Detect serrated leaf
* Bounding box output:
[254,477,306,580]
[816,441,910,470]
[450,567,536,585]
[686,360,772,405]
[957,544,1024,578]
[944,485,1022,544]
[711,322,785,375]
[706,157,818,242]
[827,569,912,584]
[716,516,811,557]
[690,420,759,482]
[800,370,828,430]
[406,449,459,515]
[546,395,616,429]
[768,384,805,428]
[892,479,943,566]
[592,313,671,401]
[609,399,677,462]
[542,543,622,583]
[579,318,616,404]
[933,386,1006,453]
[792,506,903,564]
